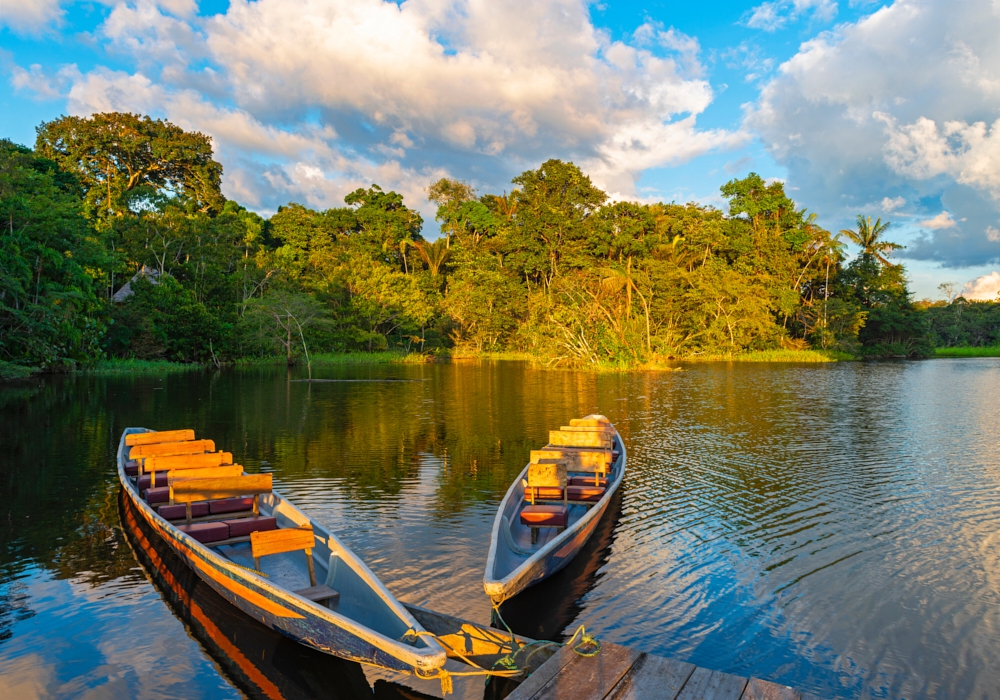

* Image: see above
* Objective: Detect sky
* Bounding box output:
[3,0,1000,300]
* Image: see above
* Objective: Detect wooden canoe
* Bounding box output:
[483,418,627,603]
[117,427,446,676]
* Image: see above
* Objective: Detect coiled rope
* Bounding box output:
[400,601,603,696]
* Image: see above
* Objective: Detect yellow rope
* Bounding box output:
[401,629,524,696]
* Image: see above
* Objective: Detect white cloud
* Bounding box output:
[919,211,956,229]
[962,271,1000,299]
[747,0,1000,268]
[986,226,1000,242]
[0,0,63,34]
[18,0,744,213]
[881,196,906,212]
[744,0,837,32]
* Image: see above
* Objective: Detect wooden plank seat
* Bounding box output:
[140,451,234,475]
[548,429,612,450]
[520,505,568,528]
[169,474,272,525]
[125,429,195,447]
[129,439,215,461]
[250,527,339,606]
[138,463,242,490]
[522,461,569,544]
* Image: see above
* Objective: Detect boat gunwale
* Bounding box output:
[115,427,446,673]
[483,428,627,599]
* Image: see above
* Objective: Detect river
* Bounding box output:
[1,359,999,699]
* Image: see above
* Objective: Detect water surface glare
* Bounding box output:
[2,360,999,699]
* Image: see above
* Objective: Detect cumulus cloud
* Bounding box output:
[748,0,1000,268]
[962,271,1000,300]
[13,0,743,215]
[881,196,906,212]
[0,0,63,34]
[919,211,956,229]
[744,0,838,32]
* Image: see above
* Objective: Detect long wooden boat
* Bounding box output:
[116,427,446,677]
[483,415,626,604]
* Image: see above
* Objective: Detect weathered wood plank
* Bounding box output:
[506,642,580,700]
[144,451,233,471]
[675,667,748,700]
[130,439,215,459]
[606,652,696,700]
[740,677,801,700]
[125,429,195,446]
[169,474,272,504]
[548,430,613,449]
[251,526,314,558]
[527,641,641,700]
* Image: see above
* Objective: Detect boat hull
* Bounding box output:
[116,428,444,675]
[484,430,627,603]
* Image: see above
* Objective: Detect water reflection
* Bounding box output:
[2,360,1000,699]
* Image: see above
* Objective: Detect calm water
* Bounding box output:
[2,360,1000,699]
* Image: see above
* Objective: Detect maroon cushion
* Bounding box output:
[177,522,230,544]
[612,450,620,461]
[568,475,608,487]
[520,505,568,528]
[137,472,170,490]
[210,497,255,515]
[125,463,139,477]
[143,487,169,504]
[158,502,210,520]
[224,516,277,538]
[567,485,604,502]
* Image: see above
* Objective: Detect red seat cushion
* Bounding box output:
[567,485,604,502]
[143,487,169,504]
[527,486,564,501]
[137,472,170,491]
[177,522,230,544]
[209,497,255,515]
[224,516,277,538]
[568,475,608,487]
[158,502,210,520]
[520,505,568,528]
[125,463,139,477]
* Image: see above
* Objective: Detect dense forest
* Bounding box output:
[1,111,982,374]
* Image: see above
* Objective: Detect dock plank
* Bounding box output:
[530,642,641,700]
[675,667,748,700]
[506,643,579,700]
[606,652,696,700]
[800,693,825,700]
[740,677,801,700]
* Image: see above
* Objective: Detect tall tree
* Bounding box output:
[35,112,224,223]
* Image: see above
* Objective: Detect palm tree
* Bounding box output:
[821,233,848,328]
[840,215,903,266]
[412,238,451,276]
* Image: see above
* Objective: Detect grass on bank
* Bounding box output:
[234,351,429,367]
[675,349,853,363]
[84,358,199,374]
[934,346,1000,357]
[0,361,38,380]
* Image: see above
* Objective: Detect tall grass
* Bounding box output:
[681,349,853,363]
[0,361,38,380]
[235,351,430,367]
[934,346,1000,357]
[84,358,199,374]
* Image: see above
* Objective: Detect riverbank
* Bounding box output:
[934,346,1000,357]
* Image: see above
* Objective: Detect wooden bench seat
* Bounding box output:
[129,439,216,461]
[125,429,195,447]
[250,526,338,607]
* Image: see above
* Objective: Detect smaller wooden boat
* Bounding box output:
[117,427,446,677]
[483,415,626,604]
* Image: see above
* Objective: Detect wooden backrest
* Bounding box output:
[144,452,233,472]
[560,425,616,436]
[125,429,195,447]
[569,414,610,428]
[162,464,243,485]
[527,460,566,488]
[169,474,272,504]
[531,448,611,472]
[547,430,612,450]
[251,527,315,559]
[130,439,215,459]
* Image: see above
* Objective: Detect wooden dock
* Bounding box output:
[402,604,822,700]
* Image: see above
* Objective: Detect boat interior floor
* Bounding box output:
[215,541,340,609]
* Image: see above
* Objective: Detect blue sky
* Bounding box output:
[4,0,1000,299]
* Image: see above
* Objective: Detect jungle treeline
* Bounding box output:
[1,111,974,373]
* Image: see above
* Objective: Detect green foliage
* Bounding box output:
[84,358,197,374]
[924,298,1000,348]
[0,140,106,367]
[933,345,1000,357]
[5,112,944,371]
